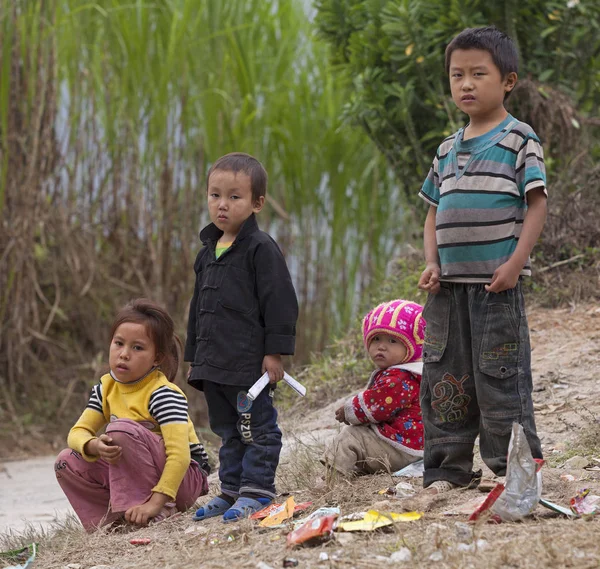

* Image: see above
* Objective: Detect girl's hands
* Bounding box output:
[125,493,170,526]
[97,434,123,463]
[85,434,122,464]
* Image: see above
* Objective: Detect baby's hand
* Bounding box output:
[418,263,441,294]
[97,434,122,464]
[335,406,347,424]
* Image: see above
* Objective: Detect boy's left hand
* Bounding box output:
[485,260,521,293]
[263,354,284,384]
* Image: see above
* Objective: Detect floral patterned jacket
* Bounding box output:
[344,363,424,456]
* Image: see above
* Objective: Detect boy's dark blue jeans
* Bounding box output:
[420,281,543,488]
[203,381,282,500]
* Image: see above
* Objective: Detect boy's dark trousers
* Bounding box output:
[420,281,543,488]
[203,381,282,500]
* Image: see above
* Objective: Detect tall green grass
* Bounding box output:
[0,1,414,429]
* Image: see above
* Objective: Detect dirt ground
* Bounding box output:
[1,305,600,569]
[0,457,73,534]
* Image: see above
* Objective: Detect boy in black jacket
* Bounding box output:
[185,152,298,522]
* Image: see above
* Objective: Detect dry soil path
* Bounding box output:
[1,305,598,536]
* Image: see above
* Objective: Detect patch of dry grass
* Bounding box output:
[5,432,600,569]
[3,306,600,568]
[547,408,600,468]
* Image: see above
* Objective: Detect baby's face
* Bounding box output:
[368,333,407,369]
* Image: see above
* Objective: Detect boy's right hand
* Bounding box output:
[95,434,122,464]
[418,263,441,294]
[263,354,284,384]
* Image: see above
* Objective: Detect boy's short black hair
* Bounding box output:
[445,26,518,78]
[206,152,267,203]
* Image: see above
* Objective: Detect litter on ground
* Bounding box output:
[286,514,338,547]
[392,459,424,478]
[337,509,422,532]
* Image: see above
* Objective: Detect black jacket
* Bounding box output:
[185,214,298,389]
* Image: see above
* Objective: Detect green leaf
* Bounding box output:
[540,26,558,38]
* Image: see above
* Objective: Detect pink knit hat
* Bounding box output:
[362,299,426,363]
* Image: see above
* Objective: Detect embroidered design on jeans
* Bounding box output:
[482,343,518,360]
[237,391,254,443]
[237,391,253,413]
[424,332,444,353]
[431,372,471,423]
[238,412,253,444]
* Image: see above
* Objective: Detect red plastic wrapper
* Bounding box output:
[570,488,600,516]
[250,501,313,521]
[468,483,504,523]
[129,538,152,546]
[286,514,337,547]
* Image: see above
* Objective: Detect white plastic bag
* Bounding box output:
[490,422,542,521]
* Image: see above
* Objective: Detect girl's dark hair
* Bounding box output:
[110,298,182,381]
[445,26,518,78]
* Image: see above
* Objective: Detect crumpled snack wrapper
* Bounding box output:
[570,489,600,517]
[338,510,422,532]
[286,514,338,547]
[258,496,297,527]
[489,423,544,522]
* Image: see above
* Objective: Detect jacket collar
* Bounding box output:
[199,213,259,245]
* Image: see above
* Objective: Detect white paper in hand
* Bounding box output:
[247,372,270,401]
[247,371,306,401]
[282,372,306,396]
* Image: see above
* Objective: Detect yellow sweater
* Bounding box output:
[68,370,203,500]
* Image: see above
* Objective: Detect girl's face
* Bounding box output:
[109,322,160,383]
[368,333,408,369]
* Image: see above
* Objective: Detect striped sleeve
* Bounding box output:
[86,383,103,414]
[149,386,189,425]
[190,442,210,472]
[516,136,546,196]
[68,382,107,461]
[419,154,441,206]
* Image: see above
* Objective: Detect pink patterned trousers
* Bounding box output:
[55,419,208,531]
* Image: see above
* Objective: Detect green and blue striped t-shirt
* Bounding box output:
[419,114,547,282]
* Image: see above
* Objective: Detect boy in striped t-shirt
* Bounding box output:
[417,26,547,494]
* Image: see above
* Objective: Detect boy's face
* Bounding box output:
[449,49,516,120]
[207,169,264,240]
[368,333,408,369]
